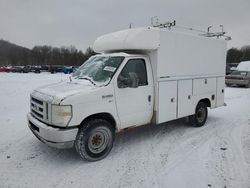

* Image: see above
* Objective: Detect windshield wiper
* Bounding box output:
[78,77,96,86]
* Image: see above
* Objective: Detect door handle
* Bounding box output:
[148,95,151,102]
[171,98,175,103]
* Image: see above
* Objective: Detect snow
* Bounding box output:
[1,73,250,188]
[34,78,97,104]
[237,61,250,71]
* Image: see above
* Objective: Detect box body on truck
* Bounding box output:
[27,27,227,161]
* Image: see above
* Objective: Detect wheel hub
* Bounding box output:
[88,128,110,154]
[92,134,103,147]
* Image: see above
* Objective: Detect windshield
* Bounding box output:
[72,56,125,86]
[231,70,248,76]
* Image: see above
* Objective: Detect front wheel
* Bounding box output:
[189,101,208,127]
[75,119,115,162]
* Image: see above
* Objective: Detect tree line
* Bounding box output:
[226,45,250,64]
[0,40,96,66]
[1,39,250,67]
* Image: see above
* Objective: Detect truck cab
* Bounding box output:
[28,52,154,160]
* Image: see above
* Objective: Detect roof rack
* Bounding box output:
[150,17,231,40]
[200,25,231,40]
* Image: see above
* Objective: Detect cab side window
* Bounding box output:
[118,59,148,88]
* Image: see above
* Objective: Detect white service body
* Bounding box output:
[27,27,227,148]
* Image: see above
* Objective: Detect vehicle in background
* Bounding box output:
[73,66,79,72]
[63,66,73,74]
[27,27,227,161]
[22,65,31,73]
[49,65,63,73]
[40,65,49,72]
[0,66,10,72]
[63,66,80,74]
[226,61,250,87]
[226,64,231,75]
[22,65,41,73]
[9,66,24,73]
[225,63,239,75]
[32,66,41,73]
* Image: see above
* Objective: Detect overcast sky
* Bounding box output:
[0,0,250,51]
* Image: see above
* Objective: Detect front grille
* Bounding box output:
[31,97,43,105]
[30,96,49,123]
[31,109,43,118]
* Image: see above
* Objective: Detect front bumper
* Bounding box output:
[27,113,78,149]
[225,79,249,86]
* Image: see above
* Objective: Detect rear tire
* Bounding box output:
[75,119,115,162]
[189,101,208,127]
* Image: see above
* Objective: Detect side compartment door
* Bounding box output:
[177,80,194,118]
[157,81,177,124]
[216,77,225,107]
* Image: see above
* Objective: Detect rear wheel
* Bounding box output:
[75,119,115,162]
[189,101,208,127]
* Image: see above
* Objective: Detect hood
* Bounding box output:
[34,79,100,104]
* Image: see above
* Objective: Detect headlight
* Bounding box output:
[51,105,72,127]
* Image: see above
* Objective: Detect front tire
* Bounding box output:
[189,101,208,127]
[75,119,115,162]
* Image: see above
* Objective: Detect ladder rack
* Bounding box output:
[150,17,231,41]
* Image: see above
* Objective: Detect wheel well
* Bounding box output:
[199,98,211,107]
[80,113,116,130]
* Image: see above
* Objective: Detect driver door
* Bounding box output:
[114,58,153,129]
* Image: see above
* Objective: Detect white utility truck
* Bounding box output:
[27,27,227,161]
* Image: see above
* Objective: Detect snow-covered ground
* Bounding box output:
[0,73,250,188]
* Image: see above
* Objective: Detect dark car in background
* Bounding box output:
[22,65,41,73]
[9,66,24,73]
[49,65,63,73]
[32,66,41,73]
[40,65,49,72]
[226,63,239,75]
